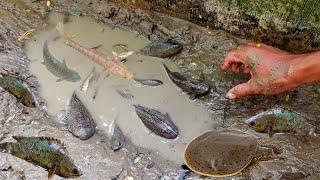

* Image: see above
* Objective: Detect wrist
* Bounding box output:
[288,52,320,85]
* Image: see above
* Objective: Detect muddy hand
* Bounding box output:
[221,43,298,99]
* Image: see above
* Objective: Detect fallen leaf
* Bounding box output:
[18,29,36,41]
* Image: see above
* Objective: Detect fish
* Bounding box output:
[42,40,81,82]
[92,85,100,100]
[56,22,133,80]
[245,108,314,137]
[133,104,179,139]
[0,136,81,178]
[140,39,183,58]
[163,64,209,99]
[67,92,96,140]
[80,67,97,93]
[106,116,125,151]
[133,78,163,87]
[0,73,37,108]
[117,89,134,100]
[112,51,134,60]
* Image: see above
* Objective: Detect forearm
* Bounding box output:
[289,52,320,85]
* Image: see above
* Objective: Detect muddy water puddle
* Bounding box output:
[24,13,217,163]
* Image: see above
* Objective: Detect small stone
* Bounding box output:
[133,156,141,164]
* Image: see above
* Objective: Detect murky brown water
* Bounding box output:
[24,13,218,164]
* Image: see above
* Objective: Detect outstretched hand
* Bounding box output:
[221,43,299,99]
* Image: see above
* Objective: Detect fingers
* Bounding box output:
[221,53,238,72]
[227,81,260,99]
[221,50,249,72]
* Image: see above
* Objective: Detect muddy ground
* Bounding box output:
[0,0,319,179]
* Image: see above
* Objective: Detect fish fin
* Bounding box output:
[56,77,65,82]
[39,137,68,153]
[267,126,274,138]
[62,59,67,67]
[189,95,196,100]
[12,136,24,142]
[108,113,119,136]
[163,64,186,80]
[48,164,57,179]
[58,110,68,124]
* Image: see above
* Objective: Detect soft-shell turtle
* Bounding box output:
[183,129,275,177]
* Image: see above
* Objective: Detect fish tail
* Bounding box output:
[56,22,69,40]
[0,142,13,154]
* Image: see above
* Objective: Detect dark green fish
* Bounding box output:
[0,136,81,178]
[245,108,314,136]
[163,64,209,99]
[133,104,179,139]
[134,78,163,87]
[0,74,37,108]
[67,92,96,140]
[140,39,183,58]
[42,40,80,82]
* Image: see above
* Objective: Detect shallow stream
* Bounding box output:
[24,13,218,164]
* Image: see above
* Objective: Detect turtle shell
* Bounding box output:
[183,129,258,177]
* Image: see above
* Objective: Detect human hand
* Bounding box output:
[221,43,300,99]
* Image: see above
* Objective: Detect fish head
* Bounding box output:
[72,125,95,140]
[109,136,124,151]
[245,115,269,132]
[59,158,82,178]
[22,94,38,108]
[193,82,210,94]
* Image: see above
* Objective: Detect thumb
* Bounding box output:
[227,81,260,99]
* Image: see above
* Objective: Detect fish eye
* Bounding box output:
[72,168,79,174]
[249,121,256,126]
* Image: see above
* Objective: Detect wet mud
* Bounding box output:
[0,0,319,179]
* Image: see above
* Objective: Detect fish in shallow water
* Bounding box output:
[0,136,81,178]
[106,117,125,151]
[80,67,97,93]
[112,51,134,60]
[67,92,96,140]
[133,105,179,139]
[163,64,209,99]
[56,22,133,80]
[140,39,183,58]
[42,40,80,82]
[117,89,134,100]
[133,78,163,87]
[0,74,37,108]
[245,108,314,137]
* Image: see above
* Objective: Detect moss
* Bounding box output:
[223,0,320,32]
